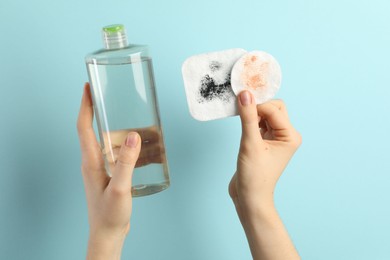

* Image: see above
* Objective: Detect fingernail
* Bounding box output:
[240,91,252,106]
[126,132,139,148]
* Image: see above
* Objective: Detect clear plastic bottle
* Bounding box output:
[85,24,170,197]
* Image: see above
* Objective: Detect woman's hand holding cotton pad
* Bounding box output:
[182,49,282,121]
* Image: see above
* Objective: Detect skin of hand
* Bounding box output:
[229,90,302,260]
[102,126,166,174]
[77,83,142,260]
[133,126,166,167]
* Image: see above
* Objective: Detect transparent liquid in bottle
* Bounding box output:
[86,25,170,197]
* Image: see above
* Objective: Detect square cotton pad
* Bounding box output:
[182,48,247,121]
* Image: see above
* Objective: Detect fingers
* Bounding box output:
[135,141,165,167]
[104,138,164,168]
[257,100,302,146]
[101,126,161,153]
[237,92,297,144]
[108,132,141,194]
[256,101,292,131]
[237,91,263,144]
[137,126,160,144]
[77,84,107,188]
[77,83,101,159]
[268,99,289,118]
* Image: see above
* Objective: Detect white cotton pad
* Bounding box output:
[182,48,247,121]
[231,51,282,104]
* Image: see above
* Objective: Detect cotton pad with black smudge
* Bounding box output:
[182,48,247,121]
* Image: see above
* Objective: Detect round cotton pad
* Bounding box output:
[231,51,282,104]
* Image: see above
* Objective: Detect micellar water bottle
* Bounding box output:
[85,24,170,197]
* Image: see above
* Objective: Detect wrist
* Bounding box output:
[232,193,280,230]
[241,207,300,260]
[87,230,127,260]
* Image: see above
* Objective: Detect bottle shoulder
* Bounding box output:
[85,44,150,64]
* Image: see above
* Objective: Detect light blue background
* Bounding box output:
[1,0,389,259]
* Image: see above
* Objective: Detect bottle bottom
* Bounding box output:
[130,162,170,197]
[132,181,170,197]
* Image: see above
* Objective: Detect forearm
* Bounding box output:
[238,202,300,260]
[87,233,125,260]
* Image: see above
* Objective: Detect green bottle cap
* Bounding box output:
[103,24,125,34]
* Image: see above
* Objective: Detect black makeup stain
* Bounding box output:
[198,73,234,103]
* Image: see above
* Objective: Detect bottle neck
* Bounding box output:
[103,31,128,50]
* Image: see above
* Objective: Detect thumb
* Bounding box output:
[108,132,141,194]
[237,91,262,144]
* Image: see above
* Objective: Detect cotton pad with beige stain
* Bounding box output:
[231,51,281,104]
